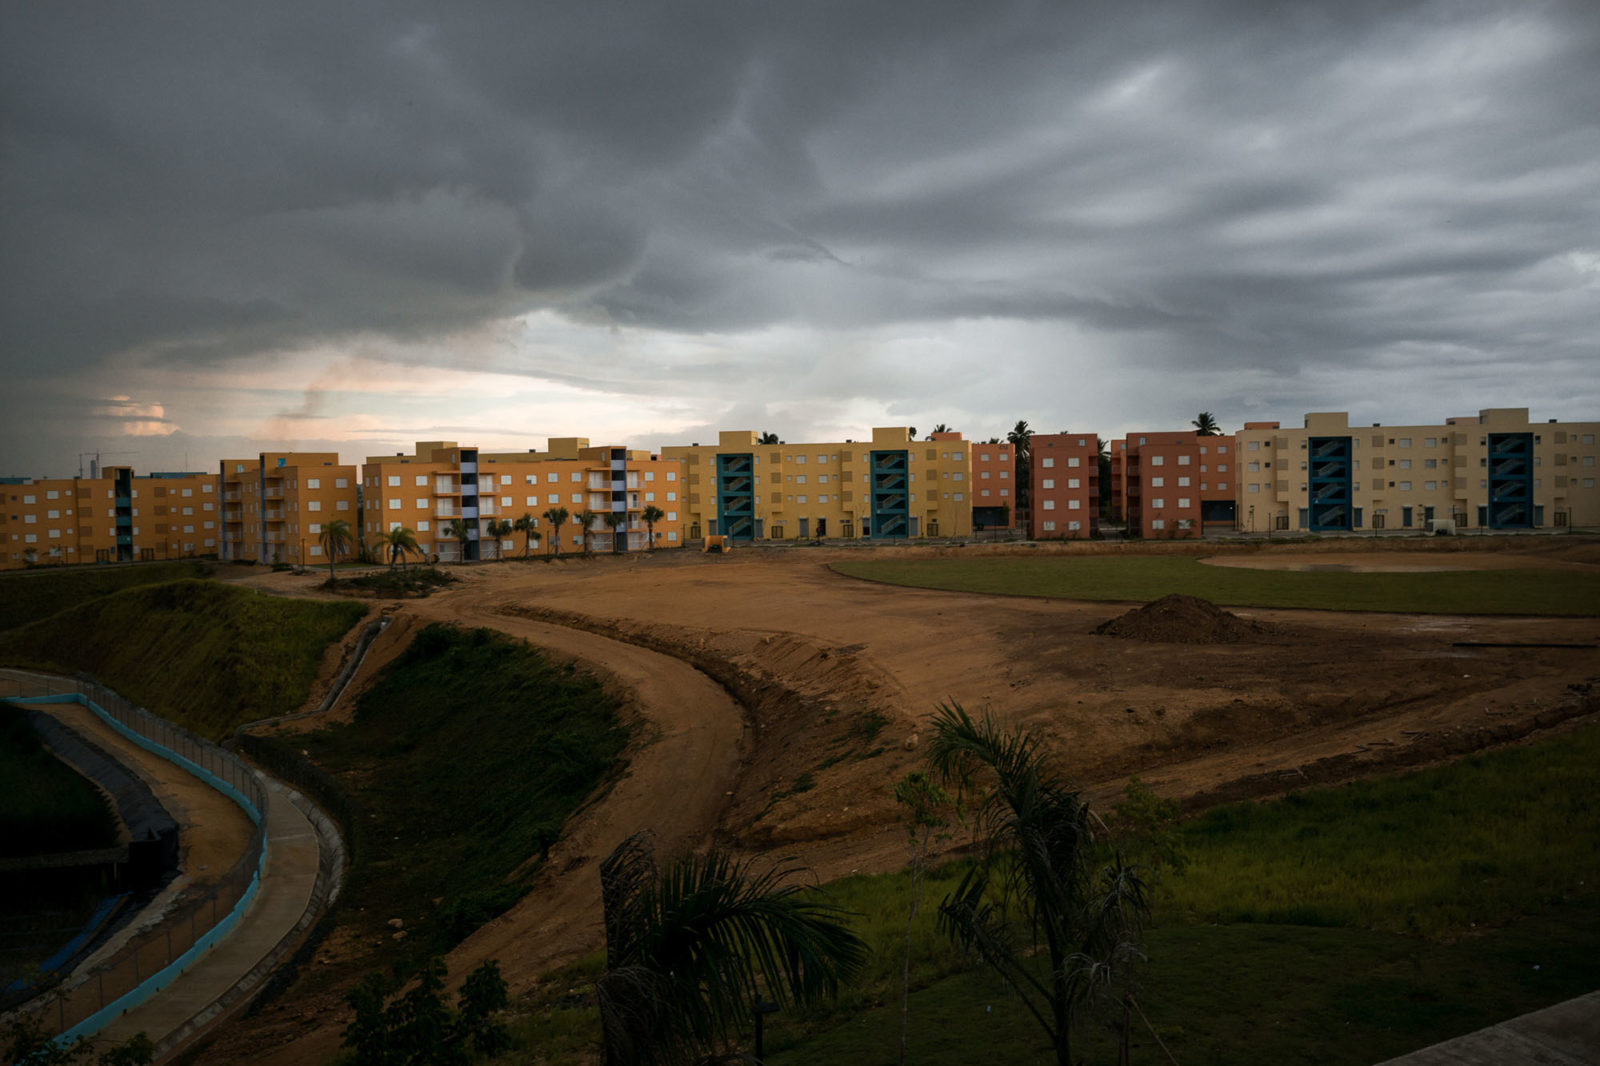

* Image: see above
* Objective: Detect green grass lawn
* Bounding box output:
[497,720,1600,1065]
[832,555,1600,614]
[0,580,366,739]
[0,560,214,632]
[269,623,631,979]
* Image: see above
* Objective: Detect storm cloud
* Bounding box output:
[2,1,1596,474]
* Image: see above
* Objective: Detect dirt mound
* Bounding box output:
[1094,594,1272,644]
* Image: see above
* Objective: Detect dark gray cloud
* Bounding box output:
[2,0,1597,473]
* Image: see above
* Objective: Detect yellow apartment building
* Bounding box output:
[659,427,974,542]
[135,471,223,559]
[363,440,685,560]
[2,466,220,569]
[220,452,359,564]
[1234,409,1600,533]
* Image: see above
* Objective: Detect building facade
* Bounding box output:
[1113,431,1236,538]
[1234,409,1600,533]
[1028,433,1099,539]
[220,453,359,564]
[2,467,220,569]
[970,440,1018,530]
[362,440,686,561]
[661,427,975,543]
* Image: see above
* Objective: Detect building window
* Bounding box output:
[1178,497,1191,508]
[1042,520,1056,531]
[388,498,400,509]
[1042,500,1056,510]
[1151,519,1165,530]
[1149,456,1164,466]
[388,476,401,487]
[1152,498,1164,508]
[1067,457,1080,467]
[1150,477,1164,487]
[1067,499,1080,510]
[1041,458,1054,468]
[1042,478,1055,489]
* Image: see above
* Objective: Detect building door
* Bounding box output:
[816,518,826,537]
[799,518,809,538]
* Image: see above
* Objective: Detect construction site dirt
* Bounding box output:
[198,538,1598,1065]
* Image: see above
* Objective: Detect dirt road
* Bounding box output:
[207,540,1599,1064]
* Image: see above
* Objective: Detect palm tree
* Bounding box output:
[927,702,1148,1066]
[758,431,780,445]
[926,423,950,439]
[443,518,472,563]
[639,505,665,550]
[542,507,569,557]
[596,832,867,1066]
[487,518,514,560]
[386,527,421,571]
[602,511,626,553]
[1193,411,1221,436]
[513,512,541,559]
[577,510,598,554]
[1008,420,1034,510]
[318,518,353,583]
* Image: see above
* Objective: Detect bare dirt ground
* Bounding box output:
[202,538,1600,1065]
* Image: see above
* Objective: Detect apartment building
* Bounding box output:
[363,440,685,560]
[136,471,223,560]
[970,440,1017,530]
[1112,431,1236,538]
[1234,409,1600,533]
[220,453,359,564]
[660,427,974,542]
[1027,433,1099,539]
[1,467,220,569]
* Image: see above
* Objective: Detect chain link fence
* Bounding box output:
[0,670,268,1043]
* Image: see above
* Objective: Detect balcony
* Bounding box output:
[263,508,284,520]
[264,487,284,500]
[224,491,240,502]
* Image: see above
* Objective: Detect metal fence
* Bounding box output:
[0,670,268,1043]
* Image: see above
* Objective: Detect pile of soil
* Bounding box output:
[1094,593,1273,644]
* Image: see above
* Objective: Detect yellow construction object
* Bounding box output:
[703,535,731,554]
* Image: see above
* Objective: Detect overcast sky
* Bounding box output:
[3,1,1597,477]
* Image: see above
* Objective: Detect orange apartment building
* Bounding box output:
[1116,431,1237,538]
[362,440,685,561]
[970,440,1017,531]
[219,452,359,564]
[2,467,220,569]
[1028,433,1099,539]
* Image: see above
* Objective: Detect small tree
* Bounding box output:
[577,510,598,554]
[596,832,866,1066]
[513,512,540,559]
[542,507,569,557]
[318,518,353,583]
[639,505,665,550]
[443,518,472,563]
[386,527,421,571]
[602,511,626,553]
[928,702,1149,1066]
[487,518,513,560]
[342,956,509,1066]
[758,431,780,444]
[893,771,960,1066]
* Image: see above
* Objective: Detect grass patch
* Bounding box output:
[0,560,214,632]
[752,722,1600,1064]
[276,623,630,972]
[0,704,118,856]
[0,580,366,739]
[330,566,457,597]
[1157,724,1600,935]
[832,556,1600,615]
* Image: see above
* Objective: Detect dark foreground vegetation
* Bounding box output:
[834,555,1600,615]
[326,566,457,597]
[0,560,214,633]
[506,721,1600,1065]
[0,580,365,739]
[253,623,631,991]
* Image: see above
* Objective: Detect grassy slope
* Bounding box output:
[831,555,1600,615]
[277,623,631,972]
[0,580,366,739]
[759,723,1600,1065]
[0,703,118,856]
[0,561,215,632]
